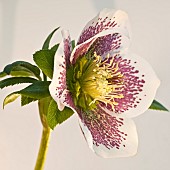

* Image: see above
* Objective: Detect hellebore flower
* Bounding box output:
[49,9,160,158]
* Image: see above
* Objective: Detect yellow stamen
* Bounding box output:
[81,53,124,110]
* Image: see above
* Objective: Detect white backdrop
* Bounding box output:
[0,0,170,170]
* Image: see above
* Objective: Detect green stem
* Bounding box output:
[34,127,51,170]
[34,98,52,170]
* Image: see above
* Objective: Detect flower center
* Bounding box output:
[67,52,124,111]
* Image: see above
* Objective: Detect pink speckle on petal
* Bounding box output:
[55,69,66,98]
[104,55,146,113]
[63,38,72,66]
[80,105,127,150]
[71,38,95,64]
[90,33,122,56]
[78,16,118,45]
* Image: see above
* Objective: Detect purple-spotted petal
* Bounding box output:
[70,37,96,64]
[59,89,79,113]
[49,30,72,111]
[90,33,130,57]
[62,30,72,65]
[77,9,131,45]
[103,52,160,117]
[71,29,130,64]
[79,106,138,158]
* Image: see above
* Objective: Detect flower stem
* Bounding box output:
[34,98,52,170]
[34,127,51,170]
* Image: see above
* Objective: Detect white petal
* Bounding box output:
[92,32,130,57]
[49,40,66,111]
[49,29,72,111]
[70,36,96,64]
[61,30,72,65]
[62,29,70,39]
[77,8,131,45]
[79,116,138,158]
[121,52,160,117]
[105,52,160,118]
[71,28,130,64]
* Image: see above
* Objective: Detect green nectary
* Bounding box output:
[67,55,98,111]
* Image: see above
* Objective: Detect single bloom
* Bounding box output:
[49,9,160,158]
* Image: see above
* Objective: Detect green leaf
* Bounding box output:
[0,72,7,78]
[40,27,59,81]
[149,100,169,111]
[33,49,56,79]
[0,67,34,78]
[18,81,51,99]
[1,61,41,79]
[3,93,20,108]
[42,27,60,50]
[21,96,37,106]
[71,40,75,50]
[0,77,38,89]
[50,43,59,52]
[47,99,74,129]
[11,70,34,77]
[3,81,51,108]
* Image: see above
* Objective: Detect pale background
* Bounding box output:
[0,0,170,170]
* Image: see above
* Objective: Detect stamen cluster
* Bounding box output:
[67,53,124,111]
